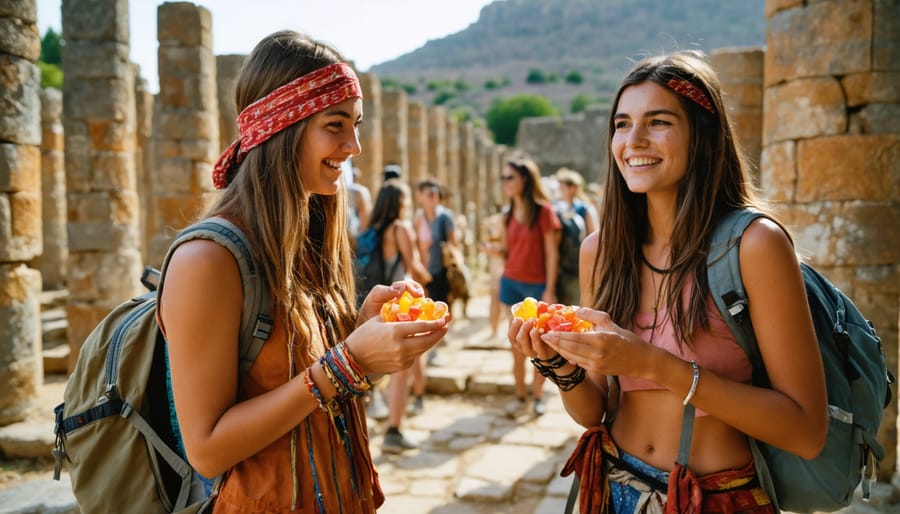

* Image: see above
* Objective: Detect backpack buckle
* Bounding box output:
[253,314,274,340]
[721,291,747,323]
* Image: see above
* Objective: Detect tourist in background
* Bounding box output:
[159,31,450,513]
[365,179,431,453]
[347,165,372,244]
[553,167,597,306]
[488,156,561,417]
[510,50,823,512]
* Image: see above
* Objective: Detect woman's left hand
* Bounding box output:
[508,316,560,361]
[357,280,426,327]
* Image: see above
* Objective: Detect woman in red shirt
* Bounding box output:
[491,156,561,416]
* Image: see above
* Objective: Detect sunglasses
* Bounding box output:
[500,175,517,182]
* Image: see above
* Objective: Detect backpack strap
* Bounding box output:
[706,208,768,384]
[158,217,273,374]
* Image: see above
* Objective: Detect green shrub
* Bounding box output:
[486,94,558,145]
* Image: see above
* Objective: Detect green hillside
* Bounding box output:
[371,0,765,120]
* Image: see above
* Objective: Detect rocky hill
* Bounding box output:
[371,0,765,118]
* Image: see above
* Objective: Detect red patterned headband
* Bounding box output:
[212,62,362,189]
[667,77,715,114]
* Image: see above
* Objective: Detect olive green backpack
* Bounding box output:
[53,218,273,513]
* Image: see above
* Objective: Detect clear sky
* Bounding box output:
[36,0,495,92]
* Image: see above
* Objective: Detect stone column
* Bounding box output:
[357,72,383,192]
[37,88,66,290]
[407,101,427,192]
[457,121,476,219]
[62,0,142,370]
[134,70,153,265]
[148,2,219,267]
[0,0,42,425]
[762,0,900,478]
[427,106,447,186]
[711,47,764,184]
[216,54,244,154]
[381,89,408,181]
[445,117,460,203]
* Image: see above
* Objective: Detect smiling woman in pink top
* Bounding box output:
[508,50,825,513]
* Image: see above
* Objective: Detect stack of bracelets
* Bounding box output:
[304,341,371,418]
[530,354,586,391]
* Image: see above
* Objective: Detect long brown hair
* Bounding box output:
[204,30,356,359]
[504,156,551,229]
[591,50,768,343]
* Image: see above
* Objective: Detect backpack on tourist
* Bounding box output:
[353,226,400,307]
[52,218,273,514]
[691,207,893,512]
[555,201,587,276]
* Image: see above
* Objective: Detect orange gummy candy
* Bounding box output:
[381,291,448,322]
[510,297,592,333]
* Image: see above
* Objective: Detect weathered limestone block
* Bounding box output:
[0,55,41,145]
[0,16,40,60]
[407,101,427,189]
[849,104,900,135]
[357,72,383,192]
[0,187,42,262]
[61,40,130,80]
[763,77,846,144]
[759,140,796,202]
[157,0,212,48]
[765,0,871,86]
[445,117,459,196]
[842,72,900,107]
[796,135,900,202]
[62,76,132,122]
[0,263,42,425]
[0,1,37,22]
[873,0,900,70]
[156,110,216,141]
[0,143,40,193]
[457,122,475,217]
[776,202,899,268]
[61,0,128,42]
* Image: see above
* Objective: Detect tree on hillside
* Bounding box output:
[486,95,558,145]
[40,28,62,65]
[39,28,64,89]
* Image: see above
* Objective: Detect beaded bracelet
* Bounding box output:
[530,356,587,391]
[319,343,371,399]
[304,369,340,417]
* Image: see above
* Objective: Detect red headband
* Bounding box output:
[667,77,715,114]
[212,62,362,189]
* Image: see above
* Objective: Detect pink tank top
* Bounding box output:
[620,296,752,416]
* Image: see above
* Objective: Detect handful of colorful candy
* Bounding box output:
[511,297,592,333]
[381,291,449,322]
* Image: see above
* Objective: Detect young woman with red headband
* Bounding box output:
[509,50,826,513]
[158,31,449,513]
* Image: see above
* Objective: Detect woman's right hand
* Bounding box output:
[346,305,450,376]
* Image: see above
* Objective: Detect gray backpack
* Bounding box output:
[673,208,893,512]
[53,218,272,514]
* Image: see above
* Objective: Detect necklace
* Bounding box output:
[641,252,673,275]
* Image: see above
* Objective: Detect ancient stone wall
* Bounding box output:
[0,0,42,425]
[61,0,142,371]
[148,2,218,267]
[762,0,900,478]
[444,117,460,201]
[517,106,608,184]
[36,88,66,290]
[711,48,764,183]
[134,71,153,265]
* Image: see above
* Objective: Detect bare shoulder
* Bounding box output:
[738,217,795,268]
[581,230,601,258]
